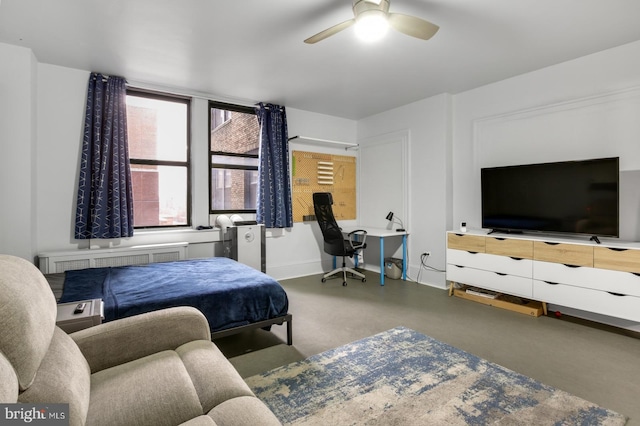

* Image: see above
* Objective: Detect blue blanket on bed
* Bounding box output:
[60,257,289,332]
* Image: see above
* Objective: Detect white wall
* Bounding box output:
[36,64,90,251]
[452,40,640,242]
[357,94,452,289]
[0,42,37,261]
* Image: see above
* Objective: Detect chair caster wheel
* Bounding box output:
[362,278,366,282]
[342,281,347,286]
[321,278,326,283]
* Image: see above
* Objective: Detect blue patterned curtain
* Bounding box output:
[75,73,134,239]
[255,103,293,228]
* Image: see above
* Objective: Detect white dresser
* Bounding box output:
[446,230,640,323]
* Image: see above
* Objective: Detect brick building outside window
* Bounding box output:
[127,91,190,228]
[210,102,259,213]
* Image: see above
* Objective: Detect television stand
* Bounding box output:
[446,230,640,329]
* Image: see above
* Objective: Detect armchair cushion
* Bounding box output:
[208,396,282,425]
[176,340,255,412]
[86,340,281,426]
[17,328,91,426]
[71,306,211,373]
[0,352,18,403]
[0,255,57,390]
[87,350,203,426]
[179,416,217,426]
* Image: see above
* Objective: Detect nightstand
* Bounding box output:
[56,299,104,333]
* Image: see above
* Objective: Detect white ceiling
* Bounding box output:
[2,0,640,119]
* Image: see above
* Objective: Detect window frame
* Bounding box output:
[127,88,192,229]
[208,100,259,214]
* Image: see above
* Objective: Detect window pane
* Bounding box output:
[211,155,259,167]
[211,167,258,211]
[132,164,187,226]
[127,96,188,162]
[210,108,259,154]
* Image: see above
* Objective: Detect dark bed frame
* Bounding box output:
[210,313,293,346]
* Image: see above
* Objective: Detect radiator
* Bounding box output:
[38,242,188,274]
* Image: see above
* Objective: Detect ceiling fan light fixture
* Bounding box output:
[354,10,389,42]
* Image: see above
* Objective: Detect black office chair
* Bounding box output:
[313,192,367,286]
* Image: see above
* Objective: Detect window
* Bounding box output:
[209,101,259,213]
[126,90,190,228]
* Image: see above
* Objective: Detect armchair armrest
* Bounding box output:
[347,229,367,250]
[70,306,210,373]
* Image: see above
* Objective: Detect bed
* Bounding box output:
[52,257,292,344]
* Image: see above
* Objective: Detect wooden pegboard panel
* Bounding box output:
[292,150,356,222]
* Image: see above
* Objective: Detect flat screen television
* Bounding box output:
[481,157,619,238]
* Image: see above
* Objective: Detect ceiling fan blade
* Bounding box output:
[304,19,356,44]
[388,13,439,40]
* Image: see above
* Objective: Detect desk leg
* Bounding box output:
[380,236,385,286]
[402,234,407,280]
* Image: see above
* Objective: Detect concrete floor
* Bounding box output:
[214,271,640,425]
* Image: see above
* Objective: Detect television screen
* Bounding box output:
[481,157,619,237]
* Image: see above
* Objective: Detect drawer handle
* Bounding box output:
[543,242,560,246]
[455,233,464,237]
[607,247,628,252]
[543,281,559,285]
[454,265,465,269]
[467,251,479,254]
[495,272,507,276]
[632,272,640,277]
[563,264,581,268]
[494,237,506,241]
[607,292,626,297]
[509,257,524,261]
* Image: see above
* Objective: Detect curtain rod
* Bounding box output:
[288,135,359,150]
[126,79,257,106]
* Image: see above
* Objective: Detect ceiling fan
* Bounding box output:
[304,0,439,44]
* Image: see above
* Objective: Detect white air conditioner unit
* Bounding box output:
[225,224,266,272]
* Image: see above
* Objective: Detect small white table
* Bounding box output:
[56,299,104,333]
[340,226,408,285]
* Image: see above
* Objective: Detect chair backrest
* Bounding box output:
[0,255,58,393]
[313,192,347,256]
[0,255,92,424]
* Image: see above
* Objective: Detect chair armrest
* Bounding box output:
[347,229,367,249]
[70,306,211,373]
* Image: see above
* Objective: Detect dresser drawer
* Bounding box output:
[533,280,640,322]
[447,265,532,298]
[594,246,640,274]
[533,241,593,267]
[533,260,640,298]
[447,233,485,253]
[533,261,594,287]
[485,237,533,259]
[448,250,532,278]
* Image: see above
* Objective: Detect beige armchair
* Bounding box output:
[0,255,281,426]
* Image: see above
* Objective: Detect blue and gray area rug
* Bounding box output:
[247,326,626,425]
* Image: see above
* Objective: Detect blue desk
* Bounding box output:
[340,227,408,285]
